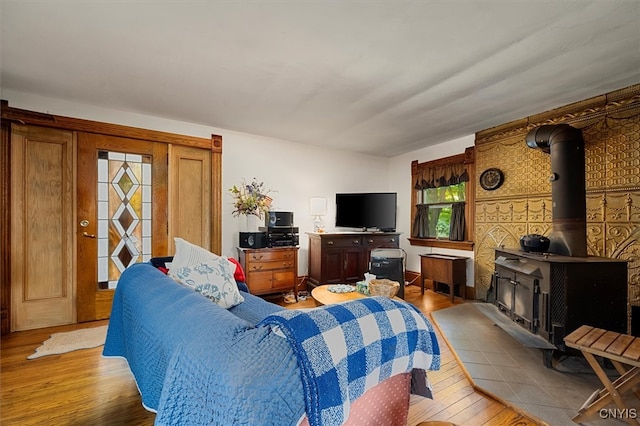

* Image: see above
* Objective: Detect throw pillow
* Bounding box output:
[169,238,245,309]
[228,257,246,282]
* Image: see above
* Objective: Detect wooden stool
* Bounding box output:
[564,325,640,425]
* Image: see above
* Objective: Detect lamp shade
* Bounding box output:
[309,197,327,216]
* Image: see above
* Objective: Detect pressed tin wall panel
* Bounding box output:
[474,84,640,330]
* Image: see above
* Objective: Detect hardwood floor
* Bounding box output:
[0,284,542,425]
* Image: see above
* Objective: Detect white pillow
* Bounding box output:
[169,238,244,309]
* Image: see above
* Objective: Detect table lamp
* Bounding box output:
[309,197,327,232]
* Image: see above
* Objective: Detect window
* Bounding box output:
[421,183,465,238]
[409,148,475,250]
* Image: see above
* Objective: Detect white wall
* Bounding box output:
[388,135,476,288]
[218,129,390,273]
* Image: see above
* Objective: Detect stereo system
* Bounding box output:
[239,211,298,249]
[262,226,300,247]
[239,232,269,249]
[266,211,294,227]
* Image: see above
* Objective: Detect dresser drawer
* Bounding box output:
[321,237,362,248]
[246,259,295,272]
[245,249,296,262]
[363,234,399,248]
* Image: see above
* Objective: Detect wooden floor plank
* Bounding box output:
[482,408,537,426]
[447,397,509,425]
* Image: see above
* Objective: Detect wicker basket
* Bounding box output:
[369,279,400,298]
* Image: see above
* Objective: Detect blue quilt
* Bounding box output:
[104,263,440,425]
[258,297,441,426]
[103,263,305,425]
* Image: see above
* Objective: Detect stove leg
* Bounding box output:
[543,349,554,368]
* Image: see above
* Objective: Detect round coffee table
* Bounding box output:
[311,285,366,305]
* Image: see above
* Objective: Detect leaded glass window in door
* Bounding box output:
[97,151,152,290]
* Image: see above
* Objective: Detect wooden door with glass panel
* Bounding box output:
[77,133,168,322]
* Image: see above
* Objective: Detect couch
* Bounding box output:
[103,261,440,425]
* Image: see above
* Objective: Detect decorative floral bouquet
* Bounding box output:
[229,178,273,218]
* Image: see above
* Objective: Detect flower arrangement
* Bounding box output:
[229,178,273,218]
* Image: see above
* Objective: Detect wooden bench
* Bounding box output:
[564,325,640,425]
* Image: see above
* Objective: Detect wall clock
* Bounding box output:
[479,168,504,191]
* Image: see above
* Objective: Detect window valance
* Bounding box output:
[414,162,469,189]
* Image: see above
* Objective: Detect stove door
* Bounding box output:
[495,266,514,317]
[513,274,537,332]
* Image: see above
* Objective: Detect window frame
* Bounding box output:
[409,147,475,251]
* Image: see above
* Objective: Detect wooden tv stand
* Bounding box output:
[307,232,400,288]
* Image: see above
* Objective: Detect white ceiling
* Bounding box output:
[1,1,639,157]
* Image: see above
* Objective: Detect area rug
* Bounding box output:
[27,325,108,359]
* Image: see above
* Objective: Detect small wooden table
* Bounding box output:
[420,254,467,303]
[311,285,402,305]
[311,285,366,305]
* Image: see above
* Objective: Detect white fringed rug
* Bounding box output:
[27,325,108,359]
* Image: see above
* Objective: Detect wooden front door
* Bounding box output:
[76,133,168,322]
[10,125,76,331]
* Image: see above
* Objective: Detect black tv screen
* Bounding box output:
[335,192,397,231]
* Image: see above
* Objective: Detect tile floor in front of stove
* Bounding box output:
[431,303,640,426]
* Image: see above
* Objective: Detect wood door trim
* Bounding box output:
[1,123,10,335]
[0,100,221,152]
[211,135,222,255]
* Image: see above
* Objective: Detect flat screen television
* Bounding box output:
[335,192,397,231]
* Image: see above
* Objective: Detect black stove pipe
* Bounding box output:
[525,124,587,257]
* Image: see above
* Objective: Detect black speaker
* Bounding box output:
[239,232,268,249]
[266,211,293,227]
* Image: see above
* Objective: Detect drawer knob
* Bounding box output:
[353,240,359,244]
[327,241,334,245]
[368,239,374,243]
[252,255,264,261]
[252,265,263,271]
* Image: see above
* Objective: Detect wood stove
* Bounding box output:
[493,248,627,363]
[491,124,629,366]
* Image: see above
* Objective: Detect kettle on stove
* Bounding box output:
[519,234,550,253]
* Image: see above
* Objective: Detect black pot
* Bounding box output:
[520,234,550,253]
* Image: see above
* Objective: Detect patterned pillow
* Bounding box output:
[169,238,245,309]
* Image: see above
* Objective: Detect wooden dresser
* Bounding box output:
[237,246,299,297]
[307,232,400,288]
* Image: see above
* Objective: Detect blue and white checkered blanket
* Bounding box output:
[258,296,440,426]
